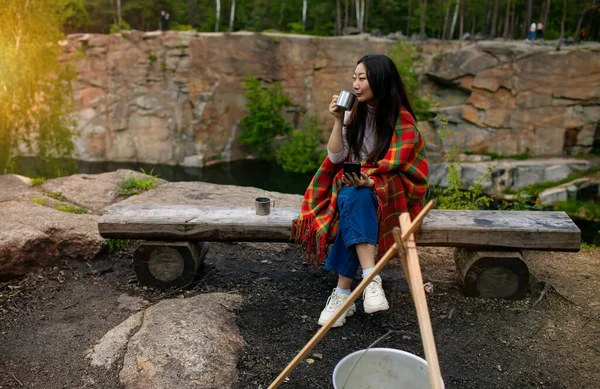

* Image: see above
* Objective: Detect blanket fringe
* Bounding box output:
[290,217,329,267]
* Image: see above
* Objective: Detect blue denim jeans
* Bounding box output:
[324,185,379,278]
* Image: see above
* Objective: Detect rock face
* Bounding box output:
[426,41,600,157]
[65,32,598,166]
[65,31,397,166]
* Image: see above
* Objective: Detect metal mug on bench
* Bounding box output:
[255,197,275,216]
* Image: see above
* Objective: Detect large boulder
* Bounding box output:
[0,201,104,278]
[118,293,244,389]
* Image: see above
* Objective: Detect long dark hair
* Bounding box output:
[347,54,416,163]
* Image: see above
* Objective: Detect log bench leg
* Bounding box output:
[453,248,529,300]
[133,241,210,288]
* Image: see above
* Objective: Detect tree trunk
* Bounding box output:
[556,0,566,51]
[228,0,235,32]
[510,1,516,38]
[278,0,284,30]
[490,0,499,37]
[420,0,427,40]
[364,0,370,31]
[524,0,532,39]
[442,1,451,40]
[259,0,269,31]
[116,0,121,28]
[406,0,412,36]
[483,0,492,36]
[187,0,195,26]
[575,2,598,41]
[450,0,459,39]
[459,0,464,38]
[215,0,221,32]
[471,13,476,36]
[503,0,511,39]
[302,0,307,31]
[542,0,551,29]
[344,0,349,29]
[336,0,341,35]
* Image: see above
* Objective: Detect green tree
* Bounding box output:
[0,0,77,176]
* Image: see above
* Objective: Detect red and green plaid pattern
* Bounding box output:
[290,110,429,265]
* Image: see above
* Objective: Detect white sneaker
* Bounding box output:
[317,289,356,328]
[363,275,389,314]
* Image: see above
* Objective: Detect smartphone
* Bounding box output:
[343,162,362,177]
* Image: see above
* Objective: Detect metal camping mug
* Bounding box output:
[336,90,357,111]
[255,197,275,216]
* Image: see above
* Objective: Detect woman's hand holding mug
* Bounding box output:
[329,95,344,120]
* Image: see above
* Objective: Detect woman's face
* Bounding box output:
[352,63,374,104]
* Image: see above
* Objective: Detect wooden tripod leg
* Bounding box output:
[399,212,443,389]
[392,227,412,293]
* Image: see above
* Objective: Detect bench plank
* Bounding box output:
[98,205,581,251]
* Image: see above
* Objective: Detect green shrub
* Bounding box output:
[109,20,131,34]
[30,177,46,186]
[148,53,157,62]
[118,170,158,196]
[172,23,195,32]
[32,197,47,206]
[239,75,293,161]
[554,200,600,222]
[431,114,491,210]
[55,204,88,214]
[275,115,326,173]
[106,238,131,254]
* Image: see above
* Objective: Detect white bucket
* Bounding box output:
[332,348,445,389]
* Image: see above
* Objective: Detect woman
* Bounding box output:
[291,54,429,328]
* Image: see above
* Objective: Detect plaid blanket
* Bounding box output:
[290,109,429,265]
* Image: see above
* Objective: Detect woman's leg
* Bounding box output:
[336,186,389,313]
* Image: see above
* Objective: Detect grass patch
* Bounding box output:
[30,177,46,187]
[47,191,68,202]
[32,197,47,206]
[118,170,159,196]
[106,239,131,254]
[54,204,88,214]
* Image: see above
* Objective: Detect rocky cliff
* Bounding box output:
[424,41,600,157]
[64,32,599,166]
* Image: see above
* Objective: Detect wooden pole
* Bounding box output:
[397,212,443,389]
[267,201,435,389]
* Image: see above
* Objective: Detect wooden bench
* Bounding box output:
[98,205,581,299]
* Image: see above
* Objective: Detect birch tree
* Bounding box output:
[302,0,307,31]
[450,0,459,39]
[503,0,511,39]
[229,0,235,32]
[215,0,220,32]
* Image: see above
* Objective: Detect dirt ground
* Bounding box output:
[1,242,599,389]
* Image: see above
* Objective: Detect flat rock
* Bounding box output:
[119,293,244,389]
[42,169,167,215]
